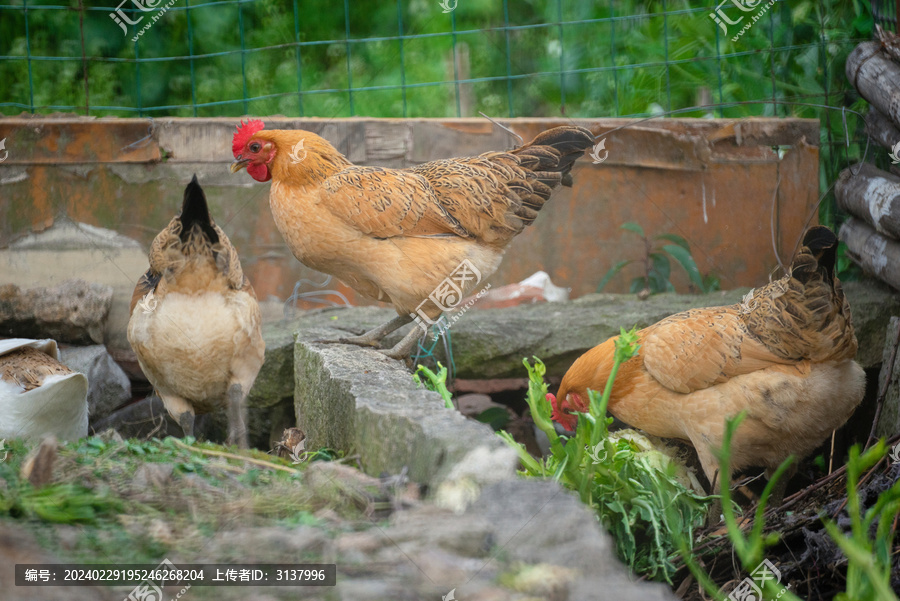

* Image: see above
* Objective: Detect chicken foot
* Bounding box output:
[315,313,414,348]
[162,394,196,440]
[378,324,426,360]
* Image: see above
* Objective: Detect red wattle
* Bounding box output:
[247,163,271,182]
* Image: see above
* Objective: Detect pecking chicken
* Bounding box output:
[127,176,265,448]
[550,226,865,493]
[230,120,593,358]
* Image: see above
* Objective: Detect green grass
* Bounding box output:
[0,435,367,565]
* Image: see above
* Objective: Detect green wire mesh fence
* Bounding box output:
[0,0,871,120]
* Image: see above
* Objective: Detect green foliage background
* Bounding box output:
[0,0,872,118]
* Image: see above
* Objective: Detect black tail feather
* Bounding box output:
[795,225,838,286]
[515,125,593,189]
[180,174,219,244]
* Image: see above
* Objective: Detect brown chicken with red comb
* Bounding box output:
[230,119,593,358]
[550,226,865,493]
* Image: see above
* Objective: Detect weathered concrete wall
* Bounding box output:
[1,116,820,308]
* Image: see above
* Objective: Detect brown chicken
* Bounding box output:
[127,176,265,448]
[230,120,593,357]
[550,226,865,492]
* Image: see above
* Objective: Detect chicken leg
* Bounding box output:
[226,382,249,449]
[379,324,426,360]
[161,393,195,439]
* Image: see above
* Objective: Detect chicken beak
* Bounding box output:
[230,157,249,173]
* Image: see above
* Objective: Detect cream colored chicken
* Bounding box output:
[551,226,865,493]
[127,176,265,448]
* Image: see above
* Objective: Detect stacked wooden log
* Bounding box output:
[838,36,900,291]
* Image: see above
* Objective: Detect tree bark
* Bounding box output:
[836,163,900,239]
[867,107,900,151]
[846,42,900,130]
[839,217,900,291]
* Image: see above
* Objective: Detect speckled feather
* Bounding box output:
[554,226,865,486]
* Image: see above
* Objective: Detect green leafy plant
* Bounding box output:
[474,407,512,430]
[824,442,899,601]
[413,362,454,409]
[598,222,719,295]
[498,327,711,582]
[413,363,512,429]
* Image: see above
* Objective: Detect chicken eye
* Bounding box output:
[249,142,261,153]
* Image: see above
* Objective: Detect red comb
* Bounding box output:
[232,119,265,157]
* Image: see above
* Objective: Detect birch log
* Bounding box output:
[846,42,900,130]
[867,108,900,152]
[836,163,900,240]
[839,217,900,291]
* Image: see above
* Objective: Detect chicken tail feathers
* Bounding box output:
[180,175,219,245]
[515,125,594,188]
[793,225,838,288]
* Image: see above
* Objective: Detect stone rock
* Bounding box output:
[207,526,329,562]
[334,531,384,555]
[59,344,132,419]
[433,445,518,514]
[132,462,175,490]
[90,396,182,439]
[0,220,147,353]
[247,319,302,408]
[333,482,676,600]
[382,505,494,557]
[456,393,510,420]
[0,522,117,601]
[294,331,518,498]
[0,279,112,345]
[468,479,675,600]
